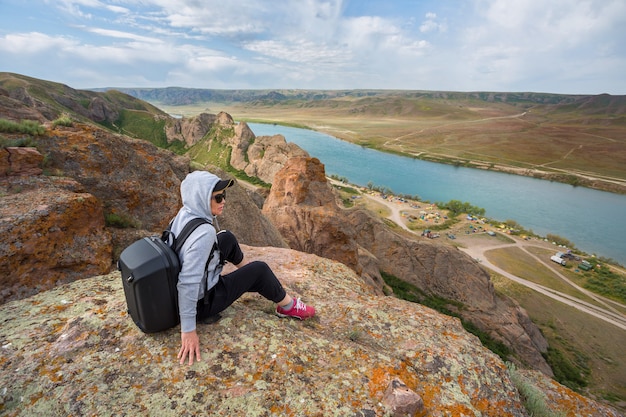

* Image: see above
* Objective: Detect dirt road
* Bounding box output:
[362,190,626,331]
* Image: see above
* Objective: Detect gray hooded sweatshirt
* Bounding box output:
[170,171,223,333]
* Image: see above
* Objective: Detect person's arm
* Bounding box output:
[176,226,214,365]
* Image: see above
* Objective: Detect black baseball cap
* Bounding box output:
[214,178,235,192]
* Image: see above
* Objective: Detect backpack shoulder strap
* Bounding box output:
[172,218,211,253]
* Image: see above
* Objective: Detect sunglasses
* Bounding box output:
[212,192,226,203]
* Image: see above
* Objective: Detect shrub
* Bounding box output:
[434,199,485,217]
[507,362,565,417]
[0,118,45,136]
[52,114,73,128]
[105,213,139,229]
[542,347,589,391]
[546,234,575,249]
[0,136,36,148]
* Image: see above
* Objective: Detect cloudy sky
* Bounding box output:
[1,0,624,94]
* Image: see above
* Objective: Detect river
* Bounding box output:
[247,123,626,266]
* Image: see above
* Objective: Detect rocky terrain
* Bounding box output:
[1,73,624,415]
[1,249,621,417]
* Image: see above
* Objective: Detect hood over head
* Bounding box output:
[180,171,233,219]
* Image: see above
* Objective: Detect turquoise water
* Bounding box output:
[248,123,626,266]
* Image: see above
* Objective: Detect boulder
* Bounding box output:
[0,175,112,304]
[263,157,377,285]
[38,123,189,231]
[243,134,309,184]
[0,147,43,176]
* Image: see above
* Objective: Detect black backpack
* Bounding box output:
[118,218,212,333]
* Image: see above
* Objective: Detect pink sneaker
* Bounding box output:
[276,298,315,320]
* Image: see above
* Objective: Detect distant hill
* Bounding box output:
[99,86,603,107]
[101,85,626,146]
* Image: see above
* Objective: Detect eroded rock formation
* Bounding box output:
[263,156,553,375]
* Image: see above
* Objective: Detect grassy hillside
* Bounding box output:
[0,72,171,149]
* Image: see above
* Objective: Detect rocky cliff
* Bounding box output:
[194,111,309,185]
[1,246,620,417]
[0,121,286,305]
[263,157,552,376]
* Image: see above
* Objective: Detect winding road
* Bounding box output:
[362,190,626,331]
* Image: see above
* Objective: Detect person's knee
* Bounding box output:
[217,230,237,248]
[249,260,270,271]
[217,230,244,265]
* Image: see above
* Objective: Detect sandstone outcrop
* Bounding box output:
[263,156,552,375]
[1,245,619,417]
[37,123,189,231]
[0,175,112,304]
[163,112,308,185]
[0,85,55,122]
[205,166,288,249]
[241,133,309,184]
[346,208,553,375]
[217,115,309,185]
[262,157,382,290]
[164,112,218,147]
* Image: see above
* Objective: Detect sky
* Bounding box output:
[1,0,625,95]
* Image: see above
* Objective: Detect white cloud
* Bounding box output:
[79,27,163,43]
[0,32,78,54]
[420,12,446,33]
[2,0,623,92]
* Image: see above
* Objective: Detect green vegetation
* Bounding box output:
[105,212,140,229]
[381,271,511,361]
[434,200,485,217]
[542,347,589,391]
[365,181,421,201]
[507,362,565,417]
[0,118,45,136]
[0,135,37,148]
[582,264,626,303]
[331,180,361,208]
[407,216,458,232]
[484,218,536,237]
[108,109,171,147]
[51,113,73,128]
[546,234,576,250]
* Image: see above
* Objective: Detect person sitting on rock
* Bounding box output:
[170,170,315,365]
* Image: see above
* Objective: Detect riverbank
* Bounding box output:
[153,98,626,196]
[328,178,626,410]
[344,179,626,270]
[267,119,626,196]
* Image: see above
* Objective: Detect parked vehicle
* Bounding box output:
[550,255,566,266]
[578,260,593,271]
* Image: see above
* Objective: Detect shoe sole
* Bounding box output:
[275,311,310,320]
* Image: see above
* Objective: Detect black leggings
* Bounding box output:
[196,230,287,320]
